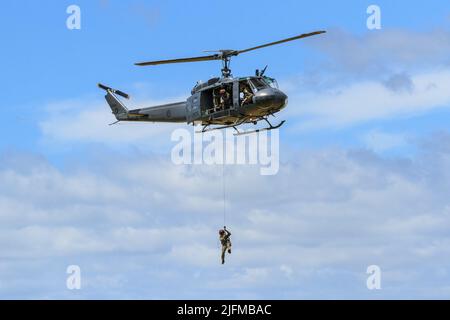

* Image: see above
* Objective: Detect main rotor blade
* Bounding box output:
[134,30,326,67]
[236,30,326,55]
[135,54,221,66]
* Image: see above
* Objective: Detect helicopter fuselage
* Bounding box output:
[109,75,288,127]
[189,75,287,126]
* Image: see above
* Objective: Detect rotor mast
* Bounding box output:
[221,56,231,78]
[213,50,237,78]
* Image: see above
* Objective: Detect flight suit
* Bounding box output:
[219,90,230,110]
[241,86,253,106]
[220,229,232,264]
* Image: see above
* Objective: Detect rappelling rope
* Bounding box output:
[222,160,226,227]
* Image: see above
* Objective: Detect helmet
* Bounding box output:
[219,229,225,235]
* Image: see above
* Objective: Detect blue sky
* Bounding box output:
[1,0,450,299]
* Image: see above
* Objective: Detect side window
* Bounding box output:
[193,96,198,109]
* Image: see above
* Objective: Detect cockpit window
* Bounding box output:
[250,78,268,91]
[264,77,279,89]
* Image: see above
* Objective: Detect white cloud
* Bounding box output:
[212,268,270,289]
[39,97,187,148]
[362,130,407,152]
[308,28,450,76]
[286,69,450,130]
[280,264,294,278]
[276,28,450,131]
[1,134,450,297]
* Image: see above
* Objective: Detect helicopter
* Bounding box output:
[98,30,326,135]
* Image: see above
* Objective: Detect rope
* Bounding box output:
[222,160,226,227]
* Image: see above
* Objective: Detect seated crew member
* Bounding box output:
[241,85,254,106]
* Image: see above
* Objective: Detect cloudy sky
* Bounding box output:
[1,0,450,299]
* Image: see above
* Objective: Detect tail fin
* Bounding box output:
[98,83,129,119]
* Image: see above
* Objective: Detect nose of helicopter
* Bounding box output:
[254,88,288,110]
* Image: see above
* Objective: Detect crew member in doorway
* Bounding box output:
[212,89,220,112]
[218,87,230,110]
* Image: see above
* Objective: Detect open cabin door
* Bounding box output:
[186,92,201,123]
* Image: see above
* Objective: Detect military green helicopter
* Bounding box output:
[98,30,326,135]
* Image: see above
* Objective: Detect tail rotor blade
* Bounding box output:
[97,83,130,99]
[114,90,130,99]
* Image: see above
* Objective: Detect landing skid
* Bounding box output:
[195,118,285,136]
[195,119,246,134]
[234,119,285,136]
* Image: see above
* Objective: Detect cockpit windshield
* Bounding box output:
[250,78,269,91]
[263,77,279,89]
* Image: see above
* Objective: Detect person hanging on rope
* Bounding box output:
[219,226,232,264]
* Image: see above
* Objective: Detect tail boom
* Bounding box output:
[98,83,187,123]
